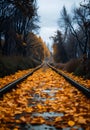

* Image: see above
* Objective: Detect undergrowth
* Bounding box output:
[54,58,90,79]
[0,55,41,77]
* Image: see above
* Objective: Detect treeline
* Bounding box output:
[52,0,90,78]
[0,33,50,77]
[0,0,40,56]
[0,0,50,77]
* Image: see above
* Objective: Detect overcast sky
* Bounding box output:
[37,0,82,48]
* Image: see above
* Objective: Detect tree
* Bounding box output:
[58,5,90,58]
[80,0,90,58]
[0,0,40,56]
[65,32,77,59]
[73,6,90,55]
[52,30,68,63]
[26,32,50,61]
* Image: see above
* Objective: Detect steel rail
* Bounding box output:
[47,63,90,98]
[0,63,44,98]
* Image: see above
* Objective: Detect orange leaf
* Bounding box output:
[55,117,62,122]
[77,116,87,124]
[68,120,75,127]
[26,107,33,113]
[20,116,26,122]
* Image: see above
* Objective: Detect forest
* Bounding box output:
[0,1,90,129]
[0,0,50,77]
[52,0,90,78]
[0,0,90,78]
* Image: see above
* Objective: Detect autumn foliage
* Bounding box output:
[0,32,50,77]
[0,67,89,129]
[26,32,50,60]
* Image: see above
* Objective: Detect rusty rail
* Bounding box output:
[0,63,44,98]
[47,63,90,98]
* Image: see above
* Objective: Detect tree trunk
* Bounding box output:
[0,33,1,51]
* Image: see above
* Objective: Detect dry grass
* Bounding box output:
[54,58,90,79]
[0,55,41,77]
[63,59,80,72]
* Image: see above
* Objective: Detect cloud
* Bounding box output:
[37,0,81,48]
[39,26,57,47]
[38,0,80,28]
[38,26,57,50]
[40,27,56,39]
[38,0,60,27]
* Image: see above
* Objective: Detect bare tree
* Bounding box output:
[58,5,90,58]
[0,0,40,55]
[52,30,68,63]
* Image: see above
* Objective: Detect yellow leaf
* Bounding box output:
[68,120,75,127]
[15,120,21,123]
[37,104,42,109]
[55,117,62,122]
[26,107,33,113]
[20,116,26,122]
[31,117,45,124]
[13,128,19,130]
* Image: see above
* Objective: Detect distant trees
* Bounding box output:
[0,0,40,56]
[52,0,90,63]
[26,33,50,62]
[59,5,90,56]
[52,30,68,63]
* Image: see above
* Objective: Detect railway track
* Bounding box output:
[0,63,44,98]
[0,62,90,98]
[0,62,90,130]
[47,63,90,98]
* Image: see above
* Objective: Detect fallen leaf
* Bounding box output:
[68,120,75,127]
[77,116,87,124]
[20,116,26,122]
[55,117,62,122]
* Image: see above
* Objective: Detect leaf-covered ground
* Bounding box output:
[59,70,90,89]
[0,69,33,89]
[0,67,90,130]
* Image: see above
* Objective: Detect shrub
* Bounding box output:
[0,55,41,77]
[74,64,85,76]
[63,59,80,72]
[74,60,90,79]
